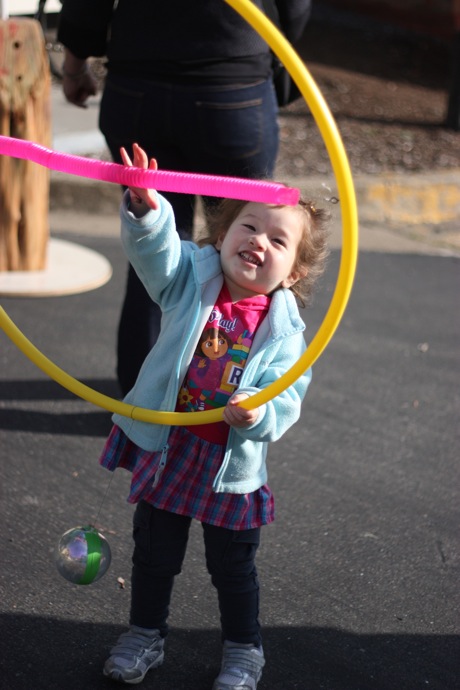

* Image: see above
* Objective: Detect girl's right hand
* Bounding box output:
[120,144,159,210]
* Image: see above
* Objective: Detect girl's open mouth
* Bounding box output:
[239,252,261,267]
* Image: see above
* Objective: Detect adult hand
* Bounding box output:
[62,50,97,108]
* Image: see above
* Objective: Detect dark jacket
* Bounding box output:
[58,0,311,81]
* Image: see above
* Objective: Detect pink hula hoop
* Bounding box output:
[0,135,299,205]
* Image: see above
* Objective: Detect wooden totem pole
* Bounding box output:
[0,12,51,271]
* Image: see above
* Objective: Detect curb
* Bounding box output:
[353,170,460,228]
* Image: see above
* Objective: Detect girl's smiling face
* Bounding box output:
[216,202,306,302]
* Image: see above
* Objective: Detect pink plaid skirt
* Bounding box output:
[99,424,274,530]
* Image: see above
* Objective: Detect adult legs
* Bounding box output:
[99,78,195,394]
[100,75,279,394]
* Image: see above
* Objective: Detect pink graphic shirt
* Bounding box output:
[176,283,270,443]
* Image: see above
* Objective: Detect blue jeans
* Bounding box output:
[130,501,262,645]
[99,74,279,394]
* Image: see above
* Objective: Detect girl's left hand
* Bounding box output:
[223,393,259,428]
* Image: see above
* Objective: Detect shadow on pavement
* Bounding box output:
[0,378,119,436]
[1,613,458,690]
[0,407,113,437]
[0,378,120,402]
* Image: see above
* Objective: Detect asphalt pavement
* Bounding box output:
[0,85,459,690]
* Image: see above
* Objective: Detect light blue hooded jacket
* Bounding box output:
[112,192,311,494]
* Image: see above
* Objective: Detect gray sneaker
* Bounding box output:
[103,626,164,684]
[212,641,265,690]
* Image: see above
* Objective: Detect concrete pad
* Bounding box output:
[0,237,112,297]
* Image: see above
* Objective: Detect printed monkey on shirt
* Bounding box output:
[176,285,271,443]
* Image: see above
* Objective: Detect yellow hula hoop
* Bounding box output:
[0,0,358,425]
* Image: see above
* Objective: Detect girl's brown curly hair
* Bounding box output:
[199,197,330,306]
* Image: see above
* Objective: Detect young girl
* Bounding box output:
[100,144,329,689]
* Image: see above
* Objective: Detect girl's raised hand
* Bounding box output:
[120,143,159,210]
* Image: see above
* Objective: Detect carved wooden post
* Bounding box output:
[0,18,51,270]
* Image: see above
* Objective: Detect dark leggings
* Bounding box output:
[130,501,262,646]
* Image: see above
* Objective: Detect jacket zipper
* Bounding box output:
[151,444,169,488]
